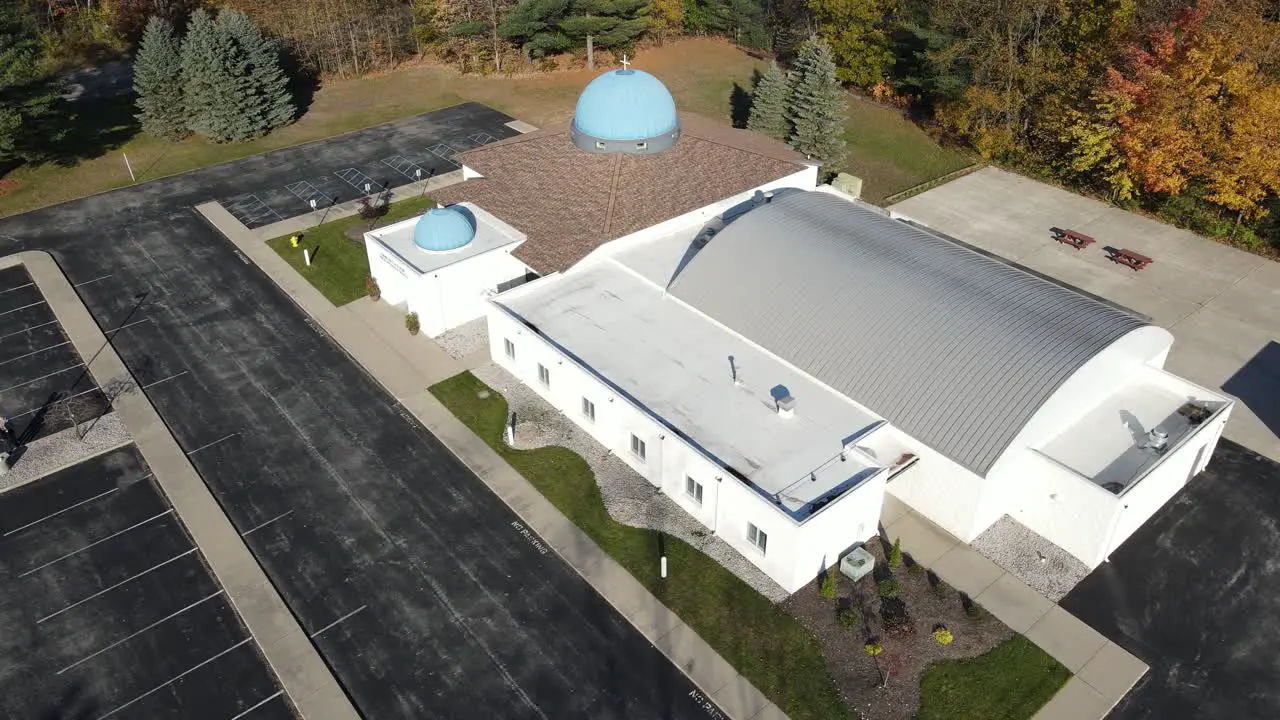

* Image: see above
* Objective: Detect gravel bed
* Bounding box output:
[971,515,1089,601]
[473,362,789,602]
[434,317,488,360]
[1,412,130,492]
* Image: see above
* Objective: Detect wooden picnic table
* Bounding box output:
[1050,227,1095,249]
[1106,247,1153,271]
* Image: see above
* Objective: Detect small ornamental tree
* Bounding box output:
[877,576,899,598]
[406,312,420,335]
[747,61,791,141]
[888,537,902,568]
[366,276,381,301]
[819,568,837,598]
[864,641,882,657]
[838,607,859,630]
[788,37,847,175]
[134,16,187,140]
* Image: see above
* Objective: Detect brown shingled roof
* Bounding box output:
[433,113,810,274]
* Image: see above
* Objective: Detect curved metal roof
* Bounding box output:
[668,191,1149,476]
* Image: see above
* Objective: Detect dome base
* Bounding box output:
[570,124,681,155]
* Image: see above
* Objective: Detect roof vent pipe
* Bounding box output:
[777,393,795,419]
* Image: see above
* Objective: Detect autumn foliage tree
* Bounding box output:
[1067,4,1280,228]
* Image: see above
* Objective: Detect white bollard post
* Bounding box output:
[505,423,514,446]
[661,556,667,579]
[303,249,311,266]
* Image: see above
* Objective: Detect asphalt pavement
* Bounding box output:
[0,445,292,720]
[1061,439,1280,720]
[0,105,725,719]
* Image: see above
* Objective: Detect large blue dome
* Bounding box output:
[413,206,475,252]
[571,68,680,154]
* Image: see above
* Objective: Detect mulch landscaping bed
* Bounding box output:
[782,536,1012,720]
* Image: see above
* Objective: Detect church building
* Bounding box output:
[365,65,1233,593]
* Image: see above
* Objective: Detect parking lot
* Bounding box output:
[0,265,108,444]
[891,167,1280,464]
[216,106,516,228]
[0,445,292,719]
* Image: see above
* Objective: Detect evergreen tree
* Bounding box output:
[134,16,187,140]
[501,0,650,58]
[0,4,65,164]
[747,60,790,141]
[787,37,847,174]
[218,11,294,137]
[181,8,221,139]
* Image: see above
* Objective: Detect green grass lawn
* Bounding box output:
[429,371,851,720]
[266,194,438,306]
[842,98,974,204]
[918,635,1071,720]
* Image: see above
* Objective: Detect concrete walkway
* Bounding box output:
[880,495,1147,719]
[2,251,358,720]
[196,202,785,720]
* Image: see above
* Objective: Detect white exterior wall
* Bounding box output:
[1004,450,1123,566]
[881,425,987,541]
[977,326,1175,536]
[1105,402,1230,559]
[486,301,880,593]
[366,241,530,337]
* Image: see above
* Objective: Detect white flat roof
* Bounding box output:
[367,202,523,275]
[1039,368,1229,492]
[500,257,884,519]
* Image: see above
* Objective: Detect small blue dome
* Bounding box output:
[572,69,678,143]
[413,206,475,252]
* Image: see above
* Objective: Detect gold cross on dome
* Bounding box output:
[621,55,631,71]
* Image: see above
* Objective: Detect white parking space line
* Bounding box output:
[0,299,47,317]
[310,605,367,638]
[0,319,57,341]
[0,281,35,295]
[336,167,376,192]
[0,363,84,394]
[142,370,188,389]
[20,510,174,577]
[113,317,151,332]
[95,637,252,718]
[186,433,238,456]
[0,340,71,367]
[8,386,97,420]
[39,549,199,624]
[229,691,284,720]
[73,274,113,287]
[56,590,225,675]
[240,509,293,537]
[3,487,120,537]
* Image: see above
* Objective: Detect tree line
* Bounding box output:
[7,0,1279,249]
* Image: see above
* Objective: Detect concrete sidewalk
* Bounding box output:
[196,202,786,720]
[2,251,358,720]
[880,495,1148,720]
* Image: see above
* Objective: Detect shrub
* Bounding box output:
[365,275,380,300]
[405,312,420,335]
[877,577,899,599]
[933,626,954,645]
[838,608,860,631]
[819,569,837,599]
[934,580,949,597]
[864,641,882,657]
[908,561,924,576]
[888,538,902,568]
[880,597,912,635]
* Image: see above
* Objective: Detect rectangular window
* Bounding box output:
[747,523,768,554]
[630,434,646,461]
[581,397,595,423]
[685,476,703,505]
[504,338,515,360]
[537,363,550,388]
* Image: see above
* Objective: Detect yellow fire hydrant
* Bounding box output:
[289,234,300,248]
